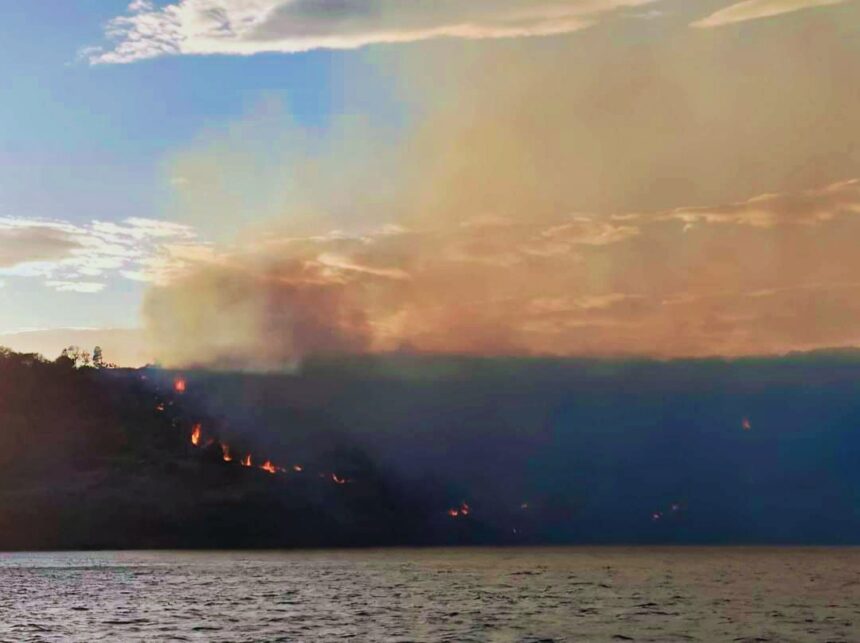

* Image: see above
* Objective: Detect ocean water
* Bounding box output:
[0,548,857,642]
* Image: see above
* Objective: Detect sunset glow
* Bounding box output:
[3,2,860,638]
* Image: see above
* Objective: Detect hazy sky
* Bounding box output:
[2,0,859,365]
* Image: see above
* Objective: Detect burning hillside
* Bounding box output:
[0,349,483,550]
[2,347,860,548]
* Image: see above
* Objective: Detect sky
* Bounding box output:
[1,0,860,366]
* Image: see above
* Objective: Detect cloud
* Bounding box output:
[90,0,658,63]
[659,179,860,228]
[44,281,107,294]
[539,218,641,247]
[0,216,205,293]
[691,0,848,28]
[0,222,82,268]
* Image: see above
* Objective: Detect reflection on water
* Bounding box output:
[0,548,857,642]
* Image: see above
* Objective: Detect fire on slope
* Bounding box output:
[165,373,477,520]
[184,415,352,485]
[169,374,352,484]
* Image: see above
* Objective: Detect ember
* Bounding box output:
[221,443,233,462]
[331,473,348,485]
[293,465,303,473]
[260,460,277,474]
[174,377,186,393]
[241,454,252,467]
[448,502,471,518]
[190,423,201,446]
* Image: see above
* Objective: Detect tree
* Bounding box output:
[93,346,104,369]
[58,345,91,368]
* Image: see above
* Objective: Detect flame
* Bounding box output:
[260,460,277,474]
[155,403,165,412]
[174,377,186,393]
[448,502,471,518]
[742,417,752,431]
[166,414,347,486]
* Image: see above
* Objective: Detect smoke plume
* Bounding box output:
[143,4,860,367]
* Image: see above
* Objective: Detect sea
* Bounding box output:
[0,548,857,642]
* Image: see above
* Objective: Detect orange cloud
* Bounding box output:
[692,0,848,28]
[143,178,860,365]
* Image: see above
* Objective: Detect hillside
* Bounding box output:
[1,348,859,548]
[0,350,436,550]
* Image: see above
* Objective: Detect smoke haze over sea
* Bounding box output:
[164,351,860,545]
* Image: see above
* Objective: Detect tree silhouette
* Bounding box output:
[59,345,92,368]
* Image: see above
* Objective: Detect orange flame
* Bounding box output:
[241,454,252,467]
[174,377,186,393]
[260,460,277,474]
[221,443,232,462]
[190,423,201,446]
